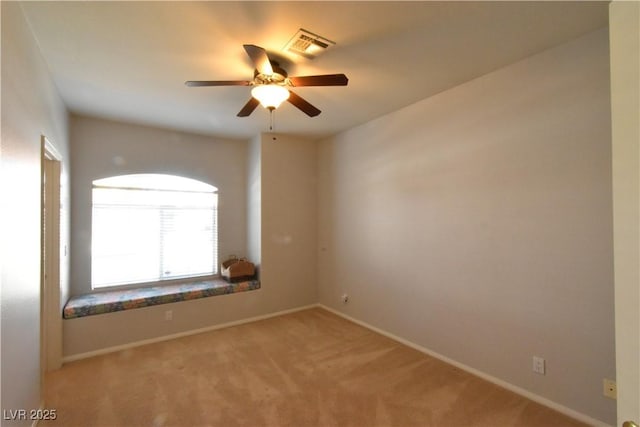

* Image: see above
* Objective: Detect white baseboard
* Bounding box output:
[318,304,610,427]
[62,304,317,363]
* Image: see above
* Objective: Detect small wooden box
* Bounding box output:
[221,256,256,283]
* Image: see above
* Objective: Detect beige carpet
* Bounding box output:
[43,308,585,427]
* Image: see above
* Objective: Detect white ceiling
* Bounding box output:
[21,1,608,140]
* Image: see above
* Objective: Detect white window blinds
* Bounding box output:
[91,174,218,288]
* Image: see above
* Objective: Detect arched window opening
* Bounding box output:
[91,174,218,289]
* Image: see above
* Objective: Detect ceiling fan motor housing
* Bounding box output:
[254,61,288,85]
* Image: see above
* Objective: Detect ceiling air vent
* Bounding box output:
[284,29,335,59]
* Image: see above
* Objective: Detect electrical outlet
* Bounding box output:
[532,356,546,375]
[165,310,173,321]
[603,379,617,399]
[341,294,349,304]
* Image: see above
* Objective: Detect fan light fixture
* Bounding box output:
[251,85,290,110]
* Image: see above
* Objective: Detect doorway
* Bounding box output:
[41,136,63,386]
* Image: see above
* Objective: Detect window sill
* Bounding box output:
[63,277,260,319]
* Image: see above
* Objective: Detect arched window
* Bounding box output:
[91,174,218,289]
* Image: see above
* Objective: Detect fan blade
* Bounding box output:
[287,91,321,117]
[237,97,260,117]
[243,44,273,76]
[185,80,251,87]
[288,74,348,87]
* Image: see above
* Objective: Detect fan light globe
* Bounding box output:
[251,85,290,109]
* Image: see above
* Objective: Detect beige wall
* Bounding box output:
[247,134,262,267]
[259,133,318,310]
[69,115,248,296]
[317,28,615,424]
[1,2,70,422]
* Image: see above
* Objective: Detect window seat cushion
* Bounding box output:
[63,278,260,319]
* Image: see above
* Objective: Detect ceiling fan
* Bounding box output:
[185,44,348,118]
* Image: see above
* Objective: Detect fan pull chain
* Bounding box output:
[269,107,275,132]
[268,107,278,141]
[269,107,274,131]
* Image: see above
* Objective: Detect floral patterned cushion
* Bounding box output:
[63,278,260,319]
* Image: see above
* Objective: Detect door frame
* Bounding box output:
[41,136,63,383]
[610,2,640,426]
